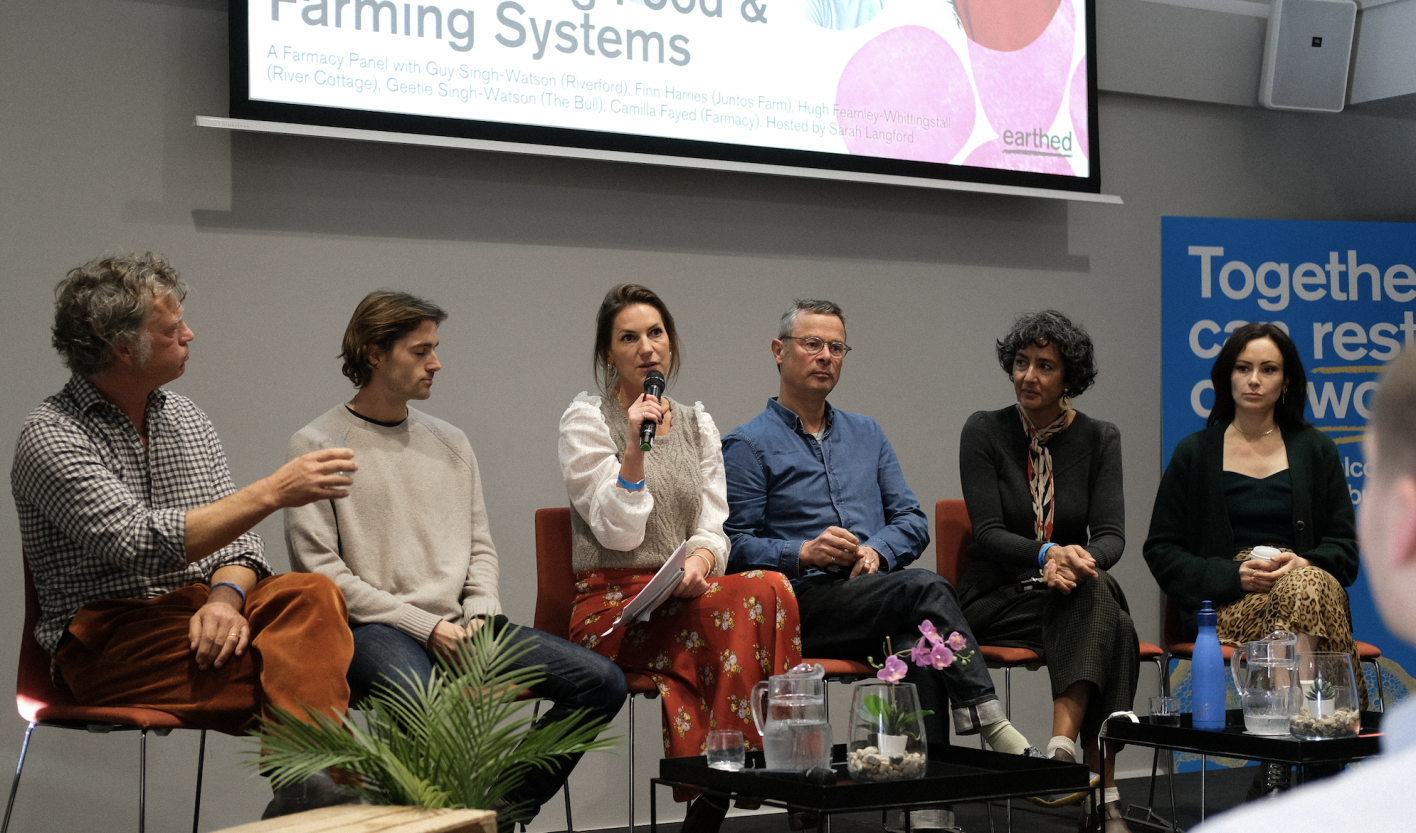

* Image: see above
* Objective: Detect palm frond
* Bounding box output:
[251,620,620,810]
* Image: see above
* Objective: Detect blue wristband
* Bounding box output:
[617,474,646,491]
[1038,543,1056,569]
[210,581,247,603]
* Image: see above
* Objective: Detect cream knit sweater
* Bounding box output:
[285,405,501,646]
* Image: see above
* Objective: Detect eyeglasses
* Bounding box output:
[782,336,852,358]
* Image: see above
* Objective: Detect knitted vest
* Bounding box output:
[571,395,703,574]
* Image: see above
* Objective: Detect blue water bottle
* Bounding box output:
[1191,600,1226,730]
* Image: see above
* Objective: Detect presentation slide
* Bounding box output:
[246,0,1092,178]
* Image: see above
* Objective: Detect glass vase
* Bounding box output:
[1289,652,1361,740]
[847,680,928,782]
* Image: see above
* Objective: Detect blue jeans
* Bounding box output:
[348,618,626,816]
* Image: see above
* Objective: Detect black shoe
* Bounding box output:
[1245,762,1291,801]
[1077,800,1132,833]
[681,794,729,833]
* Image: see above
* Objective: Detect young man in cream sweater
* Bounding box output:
[285,291,624,828]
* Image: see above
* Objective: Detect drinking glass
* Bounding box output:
[322,428,352,479]
[1149,695,1181,726]
[706,729,745,771]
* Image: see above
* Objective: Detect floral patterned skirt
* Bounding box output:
[569,568,803,760]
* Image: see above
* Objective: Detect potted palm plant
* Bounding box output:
[251,621,618,818]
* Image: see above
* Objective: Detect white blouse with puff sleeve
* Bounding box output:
[557,392,730,575]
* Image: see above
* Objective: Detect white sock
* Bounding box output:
[1046,735,1077,761]
[980,719,1030,755]
[1086,787,1122,811]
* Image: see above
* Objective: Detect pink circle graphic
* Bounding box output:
[1068,57,1089,160]
[964,138,1074,175]
[956,0,1063,52]
[835,26,975,164]
[969,0,1074,141]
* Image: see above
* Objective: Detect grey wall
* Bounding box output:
[2,1,1414,831]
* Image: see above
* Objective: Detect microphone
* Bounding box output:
[639,370,666,451]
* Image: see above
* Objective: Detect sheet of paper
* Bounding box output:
[601,539,689,636]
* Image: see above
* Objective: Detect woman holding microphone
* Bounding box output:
[559,284,801,833]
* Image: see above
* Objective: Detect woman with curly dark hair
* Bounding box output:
[958,310,1137,833]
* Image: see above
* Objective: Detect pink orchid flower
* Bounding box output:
[918,620,943,645]
[947,631,967,652]
[910,637,932,666]
[878,654,909,683]
[927,643,955,670]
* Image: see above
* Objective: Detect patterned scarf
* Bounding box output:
[1017,403,1069,542]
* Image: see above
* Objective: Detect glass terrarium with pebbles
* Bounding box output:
[847,621,976,782]
[848,680,928,782]
[1289,652,1361,740]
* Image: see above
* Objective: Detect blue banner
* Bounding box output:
[1161,215,1416,694]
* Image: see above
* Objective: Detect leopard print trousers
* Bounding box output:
[1216,551,1368,710]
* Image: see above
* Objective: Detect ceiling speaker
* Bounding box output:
[1260,0,1357,112]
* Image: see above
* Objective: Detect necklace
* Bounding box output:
[1231,422,1276,440]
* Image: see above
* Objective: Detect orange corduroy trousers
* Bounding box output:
[54,572,352,735]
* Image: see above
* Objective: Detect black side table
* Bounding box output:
[653,744,1090,833]
[1098,709,1383,831]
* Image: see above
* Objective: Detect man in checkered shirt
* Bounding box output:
[11,253,360,819]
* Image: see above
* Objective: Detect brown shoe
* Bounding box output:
[1028,745,1097,808]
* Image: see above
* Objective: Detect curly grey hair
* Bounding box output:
[52,253,188,377]
[777,299,846,340]
[995,310,1098,397]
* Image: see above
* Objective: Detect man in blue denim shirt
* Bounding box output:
[722,300,1037,762]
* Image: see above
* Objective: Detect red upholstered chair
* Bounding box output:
[3,558,207,833]
[812,659,877,725]
[934,500,1168,714]
[1162,596,1386,710]
[534,508,661,833]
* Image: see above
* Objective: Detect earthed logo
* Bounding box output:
[1000,128,1074,157]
